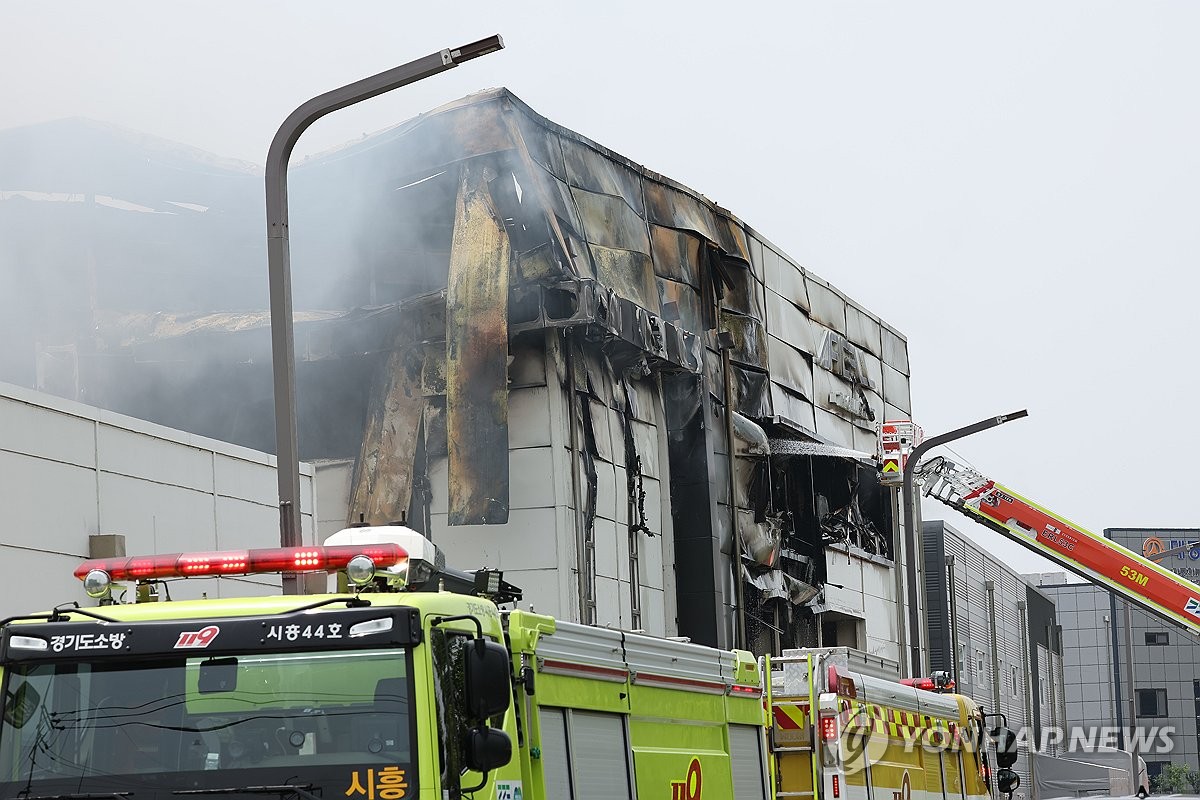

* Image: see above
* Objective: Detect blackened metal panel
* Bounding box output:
[561,136,645,216]
[590,246,659,313]
[730,364,771,419]
[663,371,729,649]
[766,336,814,401]
[719,311,767,370]
[512,110,566,179]
[570,187,652,255]
[656,278,704,336]
[446,163,511,525]
[804,275,847,332]
[649,225,703,286]
[845,301,883,359]
[348,324,425,525]
[720,260,765,320]
[643,180,726,247]
[764,290,818,356]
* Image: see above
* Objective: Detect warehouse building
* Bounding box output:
[0,381,316,618]
[923,519,1067,798]
[1035,527,1200,782]
[0,91,920,658]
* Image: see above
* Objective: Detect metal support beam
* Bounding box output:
[901,409,1028,676]
[265,36,504,593]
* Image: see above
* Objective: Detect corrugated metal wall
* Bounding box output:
[0,381,317,616]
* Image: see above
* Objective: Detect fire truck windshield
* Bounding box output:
[0,648,415,800]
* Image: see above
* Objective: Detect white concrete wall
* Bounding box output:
[822,544,902,663]
[0,382,315,616]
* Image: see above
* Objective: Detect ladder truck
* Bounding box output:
[917,455,1200,636]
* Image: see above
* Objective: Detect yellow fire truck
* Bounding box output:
[768,651,1001,800]
[0,525,1008,800]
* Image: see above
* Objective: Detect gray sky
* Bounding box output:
[3,1,1197,574]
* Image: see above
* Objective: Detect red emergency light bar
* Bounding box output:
[73,543,407,582]
[901,675,955,693]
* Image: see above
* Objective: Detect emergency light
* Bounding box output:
[819,714,838,741]
[73,543,408,596]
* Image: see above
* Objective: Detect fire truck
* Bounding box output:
[0,525,1008,800]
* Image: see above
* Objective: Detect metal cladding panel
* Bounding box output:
[649,224,703,285]
[803,275,847,331]
[766,336,814,400]
[594,518,619,580]
[845,302,883,359]
[769,384,817,431]
[0,394,96,468]
[512,109,567,179]
[858,351,884,397]
[812,368,882,433]
[570,187,652,255]
[213,453,278,504]
[643,180,727,249]
[97,471,218,554]
[881,325,910,375]
[510,386,554,449]
[96,423,214,491]
[882,366,912,416]
[759,243,810,313]
[730,724,770,800]
[509,447,558,509]
[429,506,562,571]
[561,136,645,216]
[765,290,818,356]
[0,449,98,551]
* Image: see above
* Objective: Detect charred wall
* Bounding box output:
[0,91,913,656]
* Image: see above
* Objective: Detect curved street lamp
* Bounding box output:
[902,409,1028,676]
[266,36,505,592]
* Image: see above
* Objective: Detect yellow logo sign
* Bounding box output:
[344,766,409,799]
[1143,536,1167,560]
[881,458,900,474]
[671,758,702,800]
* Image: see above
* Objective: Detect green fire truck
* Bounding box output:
[0,525,1004,800]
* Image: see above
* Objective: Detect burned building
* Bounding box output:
[0,90,915,657]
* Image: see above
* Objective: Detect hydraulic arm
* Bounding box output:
[921,457,1200,635]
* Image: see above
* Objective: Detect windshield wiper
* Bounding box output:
[17,793,132,799]
[173,785,319,800]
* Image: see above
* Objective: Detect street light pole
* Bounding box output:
[901,409,1028,676]
[266,36,505,593]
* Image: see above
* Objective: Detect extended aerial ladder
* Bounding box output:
[916,454,1200,635]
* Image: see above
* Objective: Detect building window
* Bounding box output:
[1012,666,1019,698]
[977,651,987,683]
[1145,631,1169,646]
[1146,761,1169,782]
[1137,688,1168,718]
[1040,677,1047,703]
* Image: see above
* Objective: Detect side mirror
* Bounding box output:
[991,726,1018,768]
[996,767,1020,795]
[3,682,41,730]
[464,726,512,773]
[465,638,511,721]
